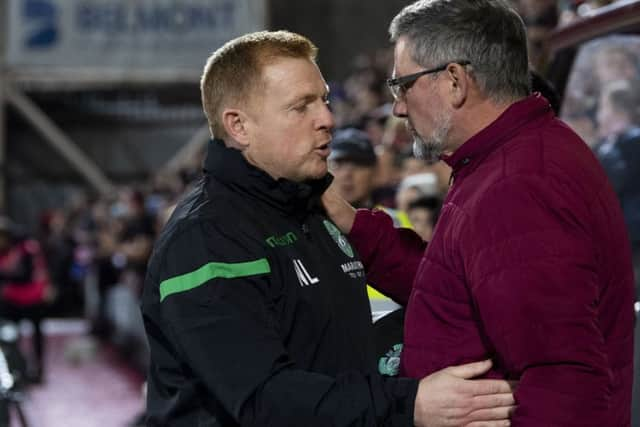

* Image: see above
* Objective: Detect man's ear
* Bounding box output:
[222,108,251,148]
[446,63,469,109]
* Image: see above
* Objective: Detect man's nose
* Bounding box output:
[392,98,408,118]
[317,102,335,131]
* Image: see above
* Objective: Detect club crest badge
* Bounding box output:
[323,220,354,258]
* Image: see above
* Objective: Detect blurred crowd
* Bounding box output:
[0,1,638,419]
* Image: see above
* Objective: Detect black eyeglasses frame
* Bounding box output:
[386,60,471,100]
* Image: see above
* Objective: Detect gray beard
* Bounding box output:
[411,112,451,164]
[412,133,442,164]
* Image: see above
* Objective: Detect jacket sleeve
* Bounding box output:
[464,175,615,426]
[348,209,426,305]
[157,220,418,427]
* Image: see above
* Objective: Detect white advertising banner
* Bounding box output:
[5,0,267,76]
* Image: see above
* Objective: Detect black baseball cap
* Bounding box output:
[329,128,377,166]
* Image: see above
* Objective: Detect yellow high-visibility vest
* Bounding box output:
[367,206,413,319]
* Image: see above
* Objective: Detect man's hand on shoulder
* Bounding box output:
[321,185,357,234]
[414,360,515,427]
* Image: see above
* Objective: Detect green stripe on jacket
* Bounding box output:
[160,258,271,302]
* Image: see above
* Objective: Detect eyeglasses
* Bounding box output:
[386,60,471,101]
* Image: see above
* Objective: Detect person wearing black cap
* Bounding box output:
[329,128,405,328]
[328,128,378,208]
[329,128,413,228]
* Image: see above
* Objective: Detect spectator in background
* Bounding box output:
[359,104,392,148]
[406,196,442,242]
[112,188,155,297]
[343,54,390,124]
[89,198,122,338]
[323,0,635,424]
[512,0,559,71]
[0,216,54,384]
[594,45,640,87]
[593,78,640,300]
[595,79,640,140]
[38,209,77,316]
[561,37,640,146]
[328,128,379,209]
[394,172,440,213]
[562,111,598,147]
[329,128,414,227]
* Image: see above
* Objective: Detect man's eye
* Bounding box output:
[293,104,308,113]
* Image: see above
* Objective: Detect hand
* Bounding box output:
[321,185,356,234]
[413,360,516,427]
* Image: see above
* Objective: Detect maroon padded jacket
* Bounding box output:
[350,95,635,426]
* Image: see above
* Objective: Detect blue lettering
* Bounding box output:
[24,0,59,48]
[75,4,94,30]
[76,3,127,34]
[75,1,239,35]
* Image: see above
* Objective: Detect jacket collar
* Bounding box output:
[203,139,332,215]
[442,94,553,181]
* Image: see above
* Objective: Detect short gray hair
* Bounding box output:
[389,0,531,104]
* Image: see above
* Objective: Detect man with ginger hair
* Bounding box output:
[141,30,515,426]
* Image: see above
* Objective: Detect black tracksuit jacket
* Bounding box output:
[141,139,417,426]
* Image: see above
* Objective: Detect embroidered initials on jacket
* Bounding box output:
[292,259,319,287]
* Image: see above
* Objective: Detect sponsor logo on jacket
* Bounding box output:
[265,232,297,248]
[341,261,365,279]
